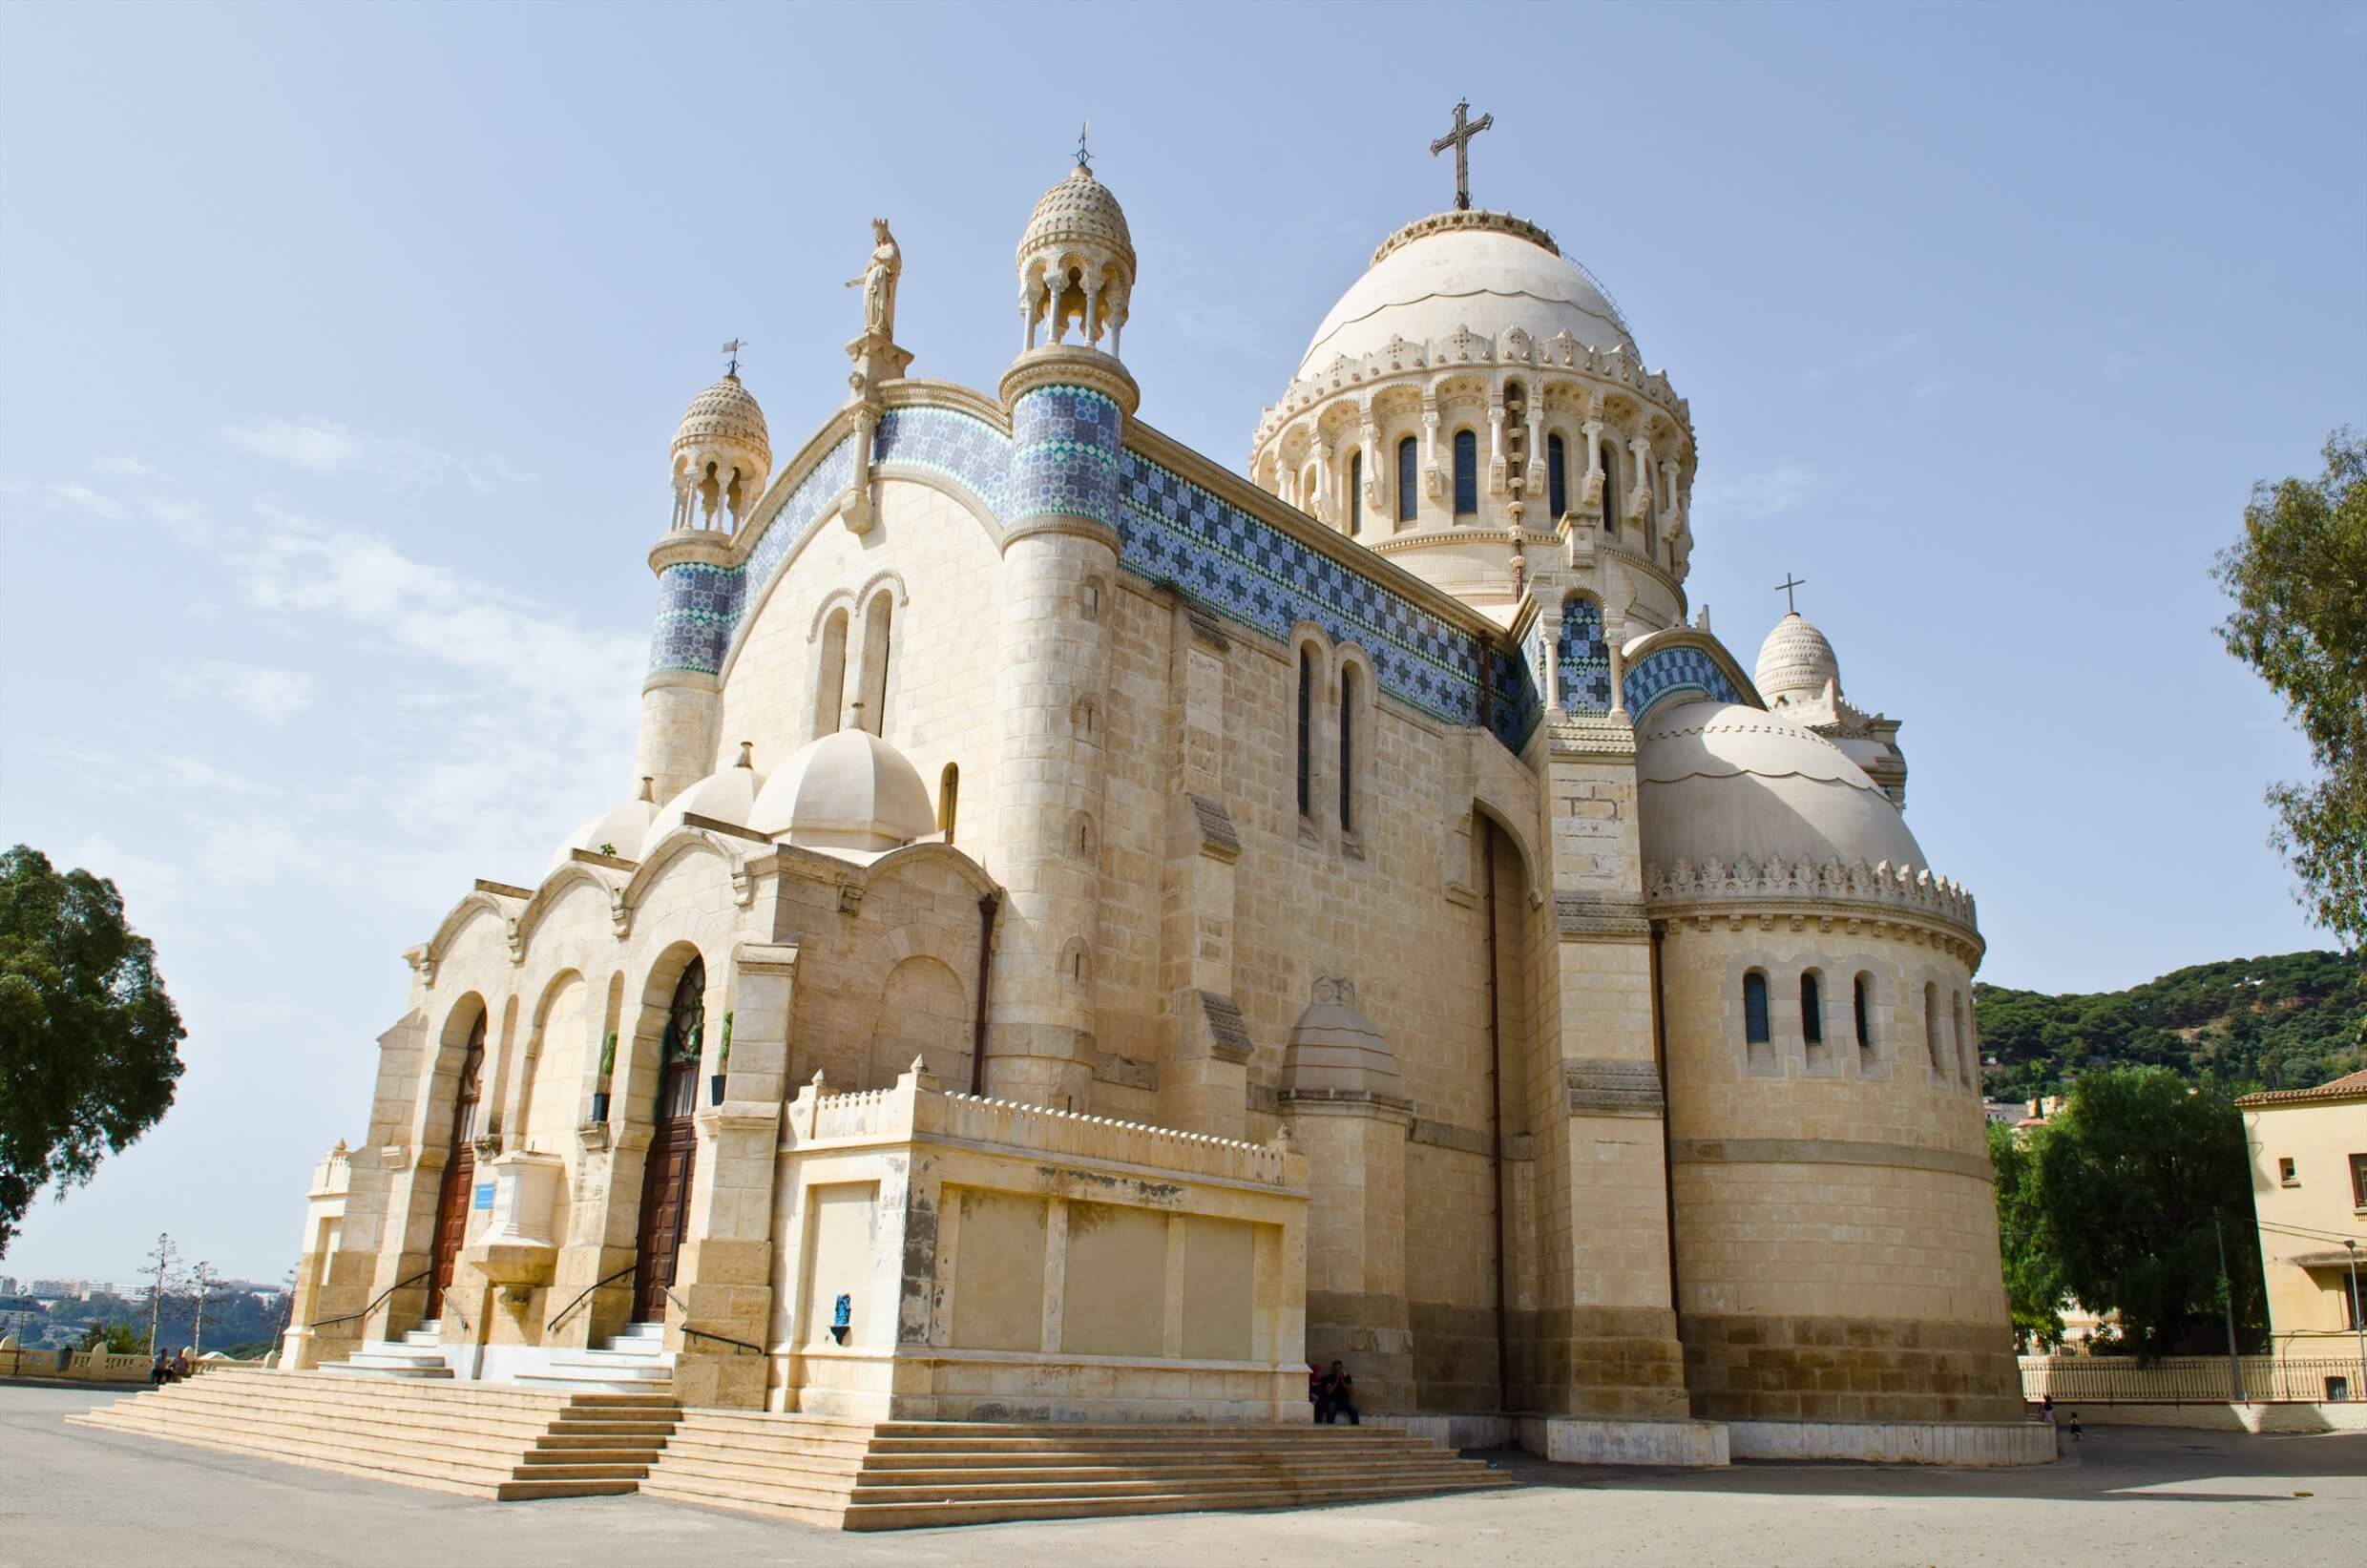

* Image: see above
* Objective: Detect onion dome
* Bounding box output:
[639,742,765,860]
[549,778,660,871]
[669,373,771,532]
[1018,164,1134,264]
[672,373,770,470]
[1638,701,1921,873]
[748,729,938,855]
[1754,613,1841,708]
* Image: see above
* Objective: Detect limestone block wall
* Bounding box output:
[1656,917,2020,1423]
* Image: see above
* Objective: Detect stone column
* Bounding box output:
[1422,397,1442,497]
[1581,419,1605,512]
[1487,399,1508,494]
[668,939,797,1408]
[1526,406,1548,500]
[1542,610,1564,713]
[985,347,1137,1109]
[1628,435,1656,523]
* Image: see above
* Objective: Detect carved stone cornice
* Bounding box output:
[1555,891,1650,942]
[1545,712,1637,758]
[1564,1058,1665,1117]
[1185,794,1241,863]
[1644,857,1981,964]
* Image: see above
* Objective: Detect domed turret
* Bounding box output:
[670,371,771,533]
[639,742,765,861]
[749,729,938,856]
[1754,612,1841,708]
[550,777,660,871]
[1016,163,1136,357]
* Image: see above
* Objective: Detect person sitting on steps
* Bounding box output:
[1316,1359,1359,1426]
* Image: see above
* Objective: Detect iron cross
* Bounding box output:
[1075,120,1092,171]
[1430,99,1494,211]
[721,339,746,375]
[1774,574,1809,615]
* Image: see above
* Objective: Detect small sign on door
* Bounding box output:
[472,1181,494,1211]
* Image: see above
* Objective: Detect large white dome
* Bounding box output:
[1295,211,1636,383]
[1638,701,1924,873]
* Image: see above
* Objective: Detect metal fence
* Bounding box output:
[2020,1354,2365,1405]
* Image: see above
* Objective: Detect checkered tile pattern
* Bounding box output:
[1557,598,1615,714]
[1623,643,1742,720]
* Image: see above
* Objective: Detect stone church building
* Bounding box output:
[278,135,2034,1466]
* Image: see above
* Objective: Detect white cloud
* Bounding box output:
[221,418,363,473]
[1691,462,1822,522]
[167,659,317,723]
[1,479,129,520]
[94,454,165,479]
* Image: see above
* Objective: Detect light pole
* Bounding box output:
[2348,1239,2364,1401]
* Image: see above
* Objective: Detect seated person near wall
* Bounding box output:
[1316,1360,1359,1426]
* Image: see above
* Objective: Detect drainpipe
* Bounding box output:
[970,892,999,1098]
[1482,818,1513,1412]
[1649,920,1682,1317]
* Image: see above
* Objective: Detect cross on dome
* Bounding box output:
[1774,573,1809,616]
[1429,98,1494,212]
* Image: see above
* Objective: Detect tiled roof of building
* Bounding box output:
[2236,1067,2367,1108]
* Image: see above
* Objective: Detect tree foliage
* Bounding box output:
[1978,949,2365,1100]
[0,846,186,1255]
[1985,1119,2066,1351]
[2028,1068,2266,1359]
[2214,429,2367,947]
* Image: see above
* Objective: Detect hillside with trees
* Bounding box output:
[1976,950,2365,1101]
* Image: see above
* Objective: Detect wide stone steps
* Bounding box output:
[67,1367,680,1501]
[639,1415,1512,1530]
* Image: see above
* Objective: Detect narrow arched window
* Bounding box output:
[1296,646,1312,819]
[1743,971,1770,1045]
[1547,434,1568,520]
[816,607,849,738]
[1601,444,1620,536]
[1801,972,1824,1046]
[1348,450,1362,536]
[857,596,892,734]
[937,763,959,846]
[1854,972,1875,1062]
[1924,981,1944,1073]
[1396,436,1418,524]
[1452,429,1478,518]
[1338,665,1357,834]
[1953,991,1970,1087]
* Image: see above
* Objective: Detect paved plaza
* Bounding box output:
[4,1386,2361,1567]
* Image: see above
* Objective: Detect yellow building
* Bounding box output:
[2240,1070,2367,1383]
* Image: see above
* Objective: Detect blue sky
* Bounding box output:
[2,1,2360,1281]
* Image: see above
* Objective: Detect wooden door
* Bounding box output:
[632,1086,698,1322]
[424,1016,486,1322]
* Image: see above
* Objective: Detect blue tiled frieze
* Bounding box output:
[1009,385,1122,532]
[1623,642,1742,721]
[1556,598,1615,714]
[648,436,854,675]
[874,405,1012,515]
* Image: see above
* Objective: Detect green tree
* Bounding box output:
[2033,1068,2266,1359]
[2215,429,2367,947]
[78,1320,148,1354]
[1986,1120,2066,1350]
[0,846,187,1254]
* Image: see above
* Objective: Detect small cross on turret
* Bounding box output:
[1430,98,1494,211]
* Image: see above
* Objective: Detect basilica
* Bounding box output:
[272,125,2036,1468]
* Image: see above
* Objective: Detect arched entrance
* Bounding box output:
[632,958,704,1322]
[424,1011,486,1322]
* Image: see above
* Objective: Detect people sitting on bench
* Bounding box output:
[1315,1359,1359,1425]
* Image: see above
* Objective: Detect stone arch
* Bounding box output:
[516,969,594,1157]
[1334,642,1378,839]
[1620,628,1763,721]
[513,865,624,956]
[618,941,711,1132]
[421,891,515,980]
[866,954,973,1090]
[617,829,743,937]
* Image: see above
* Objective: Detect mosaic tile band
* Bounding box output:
[1623,643,1742,721]
[1556,597,1615,715]
[648,437,855,677]
[1009,385,1122,532]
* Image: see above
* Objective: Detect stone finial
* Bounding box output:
[735,741,755,769]
[639,775,656,803]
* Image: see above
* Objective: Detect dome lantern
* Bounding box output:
[1016,159,1136,360]
[669,367,772,534]
[1755,612,1842,709]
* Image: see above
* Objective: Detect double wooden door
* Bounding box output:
[424,1018,486,1322]
[632,1058,700,1322]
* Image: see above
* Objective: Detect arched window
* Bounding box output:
[1743,971,1770,1045]
[816,607,849,737]
[1452,429,1478,518]
[1396,436,1418,524]
[1924,981,1944,1073]
[1953,990,1970,1088]
[1547,434,1568,520]
[1348,450,1362,536]
[1854,972,1875,1062]
[660,958,705,1119]
[1801,972,1824,1046]
[1601,444,1620,536]
[1296,646,1312,820]
[856,594,893,734]
[937,763,959,845]
[1338,664,1357,834]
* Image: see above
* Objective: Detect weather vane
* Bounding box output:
[1430,98,1494,211]
[1075,119,1092,171]
[1774,573,1809,615]
[722,338,746,376]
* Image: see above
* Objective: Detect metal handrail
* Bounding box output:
[663,1287,765,1356]
[547,1263,638,1335]
[309,1267,429,1332]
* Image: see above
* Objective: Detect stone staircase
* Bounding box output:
[639,1414,1515,1529]
[514,1320,677,1394]
[67,1365,680,1499]
[320,1322,453,1381]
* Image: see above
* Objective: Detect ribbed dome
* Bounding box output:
[1755,613,1840,707]
[672,373,770,469]
[549,788,659,872]
[1279,977,1403,1101]
[639,746,765,861]
[1018,164,1134,261]
[748,729,937,855]
[1638,701,1924,873]
[1297,210,1635,381]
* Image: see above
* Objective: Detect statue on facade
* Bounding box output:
[846,219,901,343]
